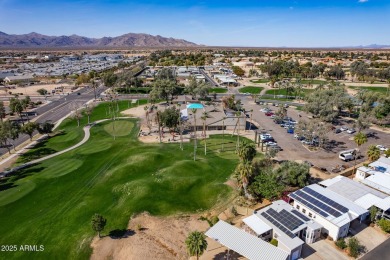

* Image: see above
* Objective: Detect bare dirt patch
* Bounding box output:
[90,212,209,260]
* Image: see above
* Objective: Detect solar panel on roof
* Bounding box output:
[303,187,349,213]
[265,208,304,231]
[296,190,342,218]
[261,212,296,238]
[289,193,329,218]
[291,210,311,222]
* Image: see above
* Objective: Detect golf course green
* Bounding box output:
[0,101,241,259]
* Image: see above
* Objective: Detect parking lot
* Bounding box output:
[243,101,390,173]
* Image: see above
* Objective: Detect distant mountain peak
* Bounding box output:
[0,31,199,48]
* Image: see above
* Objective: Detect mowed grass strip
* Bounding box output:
[239,86,264,94]
[210,87,228,93]
[348,86,389,94]
[250,78,269,83]
[0,119,241,259]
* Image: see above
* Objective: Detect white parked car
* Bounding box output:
[340,126,348,131]
[376,145,389,151]
[347,128,356,134]
[260,108,271,113]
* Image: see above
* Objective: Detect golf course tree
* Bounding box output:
[201,111,209,155]
[249,167,285,201]
[150,79,178,104]
[84,103,95,124]
[235,141,257,198]
[185,231,208,260]
[367,145,381,162]
[38,120,55,137]
[91,214,107,238]
[0,120,12,153]
[21,121,38,141]
[237,141,257,163]
[71,104,83,127]
[191,108,198,161]
[0,101,5,122]
[160,107,180,140]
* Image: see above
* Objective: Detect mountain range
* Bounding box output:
[0,31,199,48]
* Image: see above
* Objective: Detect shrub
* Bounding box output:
[210,216,219,226]
[231,206,238,216]
[335,238,347,249]
[270,239,278,247]
[348,237,361,258]
[370,206,378,223]
[378,218,390,233]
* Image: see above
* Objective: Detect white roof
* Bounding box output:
[205,220,289,260]
[354,193,382,209]
[243,215,272,235]
[361,174,390,195]
[309,184,368,218]
[323,176,387,200]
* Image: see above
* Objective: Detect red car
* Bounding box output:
[265,112,274,116]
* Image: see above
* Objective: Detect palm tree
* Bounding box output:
[367,145,381,162]
[235,161,254,198]
[176,104,183,150]
[221,117,226,152]
[353,132,367,172]
[192,108,198,161]
[232,111,242,152]
[201,112,209,155]
[237,141,257,163]
[185,231,208,260]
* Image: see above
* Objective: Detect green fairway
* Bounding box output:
[210,87,228,93]
[0,116,242,259]
[16,100,148,164]
[298,79,328,85]
[239,86,264,94]
[265,88,314,97]
[250,78,269,83]
[348,86,389,94]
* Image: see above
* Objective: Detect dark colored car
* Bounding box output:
[334,128,341,134]
[265,112,274,116]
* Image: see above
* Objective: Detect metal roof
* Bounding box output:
[325,176,387,201]
[243,215,272,235]
[205,220,289,260]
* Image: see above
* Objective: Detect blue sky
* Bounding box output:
[0,0,389,47]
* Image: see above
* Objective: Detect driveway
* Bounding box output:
[301,239,348,260]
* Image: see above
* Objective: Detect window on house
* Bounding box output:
[302,209,306,214]
[309,213,312,218]
[296,205,300,210]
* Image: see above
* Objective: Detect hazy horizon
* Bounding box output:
[0,0,389,47]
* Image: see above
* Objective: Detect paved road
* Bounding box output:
[360,237,390,260]
[200,69,218,86]
[0,86,105,156]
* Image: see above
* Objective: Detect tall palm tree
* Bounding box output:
[185,231,208,260]
[367,145,381,162]
[201,112,209,155]
[222,117,226,152]
[176,104,183,150]
[353,132,367,172]
[192,108,198,161]
[235,161,254,198]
